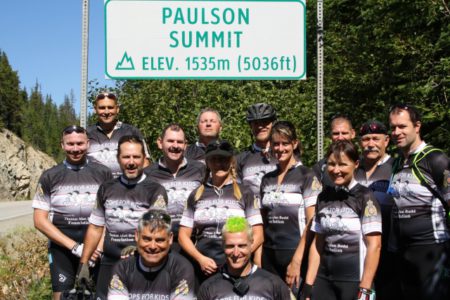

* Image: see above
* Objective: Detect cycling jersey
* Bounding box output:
[108,252,195,300]
[87,121,150,177]
[198,265,294,300]
[180,181,262,265]
[236,144,278,200]
[185,142,206,163]
[388,142,450,248]
[32,160,112,241]
[145,158,205,237]
[89,174,168,259]
[312,182,382,282]
[260,162,321,250]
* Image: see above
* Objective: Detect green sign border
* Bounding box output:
[104,0,306,80]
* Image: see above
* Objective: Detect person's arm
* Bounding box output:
[250,224,264,253]
[303,234,324,300]
[80,224,104,264]
[286,205,315,288]
[178,226,217,275]
[33,209,78,250]
[359,233,381,289]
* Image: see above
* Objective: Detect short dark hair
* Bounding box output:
[389,103,421,124]
[326,140,359,163]
[117,135,145,157]
[160,123,185,140]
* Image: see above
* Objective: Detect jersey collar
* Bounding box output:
[252,143,270,153]
[119,173,146,186]
[195,141,206,149]
[63,159,88,170]
[158,157,187,170]
[96,120,123,132]
[138,254,166,273]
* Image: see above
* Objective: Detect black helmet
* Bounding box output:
[246,103,277,122]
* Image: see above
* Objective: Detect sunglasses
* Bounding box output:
[142,210,171,225]
[96,93,117,101]
[359,122,387,135]
[62,125,86,135]
[206,141,233,152]
[389,103,409,112]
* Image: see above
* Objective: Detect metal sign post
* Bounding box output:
[317,0,324,160]
[80,0,89,128]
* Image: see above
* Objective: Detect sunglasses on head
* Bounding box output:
[360,122,385,133]
[208,141,232,151]
[62,125,86,135]
[142,210,171,225]
[389,103,409,112]
[96,93,117,101]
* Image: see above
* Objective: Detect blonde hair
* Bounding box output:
[195,157,241,201]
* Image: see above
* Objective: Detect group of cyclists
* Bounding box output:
[32,92,450,300]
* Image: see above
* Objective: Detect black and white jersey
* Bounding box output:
[185,142,206,163]
[89,174,168,259]
[388,142,450,248]
[198,265,294,300]
[312,182,382,282]
[87,121,149,177]
[236,144,278,200]
[32,160,112,242]
[108,252,195,300]
[260,162,321,250]
[180,181,262,265]
[312,157,336,188]
[355,155,394,246]
[145,158,205,237]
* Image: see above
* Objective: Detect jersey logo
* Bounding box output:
[174,279,189,296]
[364,199,378,217]
[59,274,67,283]
[153,195,167,209]
[109,274,125,291]
[311,176,322,192]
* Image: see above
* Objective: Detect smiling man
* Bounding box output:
[107,210,195,300]
[87,92,150,177]
[33,125,112,300]
[198,217,294,300]
[77,135,168,300]
[145,124,205,251]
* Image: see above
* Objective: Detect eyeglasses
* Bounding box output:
[62,125,86,135]
[142,210,171,225]
[96,93,117,101]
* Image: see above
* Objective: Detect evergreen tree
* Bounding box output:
[0,50,22,133]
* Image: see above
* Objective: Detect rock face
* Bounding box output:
[0,129,56,201]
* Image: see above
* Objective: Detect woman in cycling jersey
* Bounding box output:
[260,121,321,291]
[303,140,382,300]
[178,140,263,284]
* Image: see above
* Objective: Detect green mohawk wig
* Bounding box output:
[224,216,248,233]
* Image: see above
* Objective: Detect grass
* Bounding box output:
[0,227,52,299]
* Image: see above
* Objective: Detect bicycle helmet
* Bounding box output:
[246,103,277,122]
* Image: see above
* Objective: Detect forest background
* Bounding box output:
[1,0,449,165]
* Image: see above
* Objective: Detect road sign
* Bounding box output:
[105,0,306,80]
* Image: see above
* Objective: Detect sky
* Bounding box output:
[1,0,112,114]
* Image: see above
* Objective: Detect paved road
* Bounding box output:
[0,200,34,235]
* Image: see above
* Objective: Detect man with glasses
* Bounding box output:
[312,114,356,187]
[77,135,168,300]
[388,104,450,299]
[198,216,294,299]
[354,120,400,300]
[145,124,205,251]
[87,92,150,177]
[33,125,113,300]
[107,209,195,300]
[185,108,222,163]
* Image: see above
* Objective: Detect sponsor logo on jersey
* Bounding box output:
[311,176,322,191]
[153,195,167,209]
[110,274,125,291]
[364,199,378,217]
[174,279,189,296]
[59,274,67,283]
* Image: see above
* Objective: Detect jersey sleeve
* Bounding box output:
[427,151,450,202]
[31,172,52,211]
[302,168,322,207]
[179,190,196,228]
[361,190,382,235]
[170,257,196,300]
[311,194,324,233]
[107,262,130,300]
[242,188,263,225]
[197,280,213,300]
[89,183,107,226]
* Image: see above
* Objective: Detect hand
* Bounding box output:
[76,263,91,287]
[198,256,217,275]
[357,287,375,300]
[286,259,301,289]
[120,245,137,259]
[90,248,103,262]
[300,283,313,300]
[71,243,84,258]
